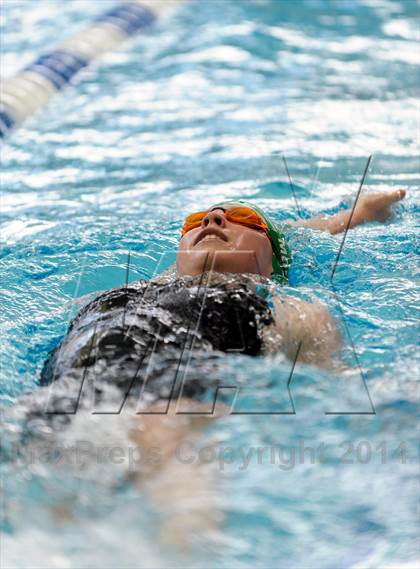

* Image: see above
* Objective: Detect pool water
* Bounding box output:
[1,0,419,567]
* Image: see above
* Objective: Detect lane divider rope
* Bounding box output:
[0,0,183,138]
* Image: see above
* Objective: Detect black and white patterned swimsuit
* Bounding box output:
[40,273,275,404]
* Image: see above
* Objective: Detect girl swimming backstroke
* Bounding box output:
[3,188,406,547]
[40,187,406,396]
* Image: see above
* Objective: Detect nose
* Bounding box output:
[201,209,226,228]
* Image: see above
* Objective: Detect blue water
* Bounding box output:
[1,0,419,567]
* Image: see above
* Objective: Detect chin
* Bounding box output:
[205,253,260,275]
[177,246,271,277]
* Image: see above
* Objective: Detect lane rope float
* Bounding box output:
[0,0,183,138]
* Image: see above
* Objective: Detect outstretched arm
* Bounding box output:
[288,189,406,234]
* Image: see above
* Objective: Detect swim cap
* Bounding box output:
[212,200,292,284]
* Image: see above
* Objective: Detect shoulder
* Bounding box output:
[270,294,341,365]
[272,295,335,331]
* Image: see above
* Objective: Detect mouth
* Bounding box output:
[194,227,228,246]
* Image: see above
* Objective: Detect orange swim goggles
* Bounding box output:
[181,206,269,237]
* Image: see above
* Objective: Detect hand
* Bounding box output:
[358,189,406,223]
[287,189,406,234]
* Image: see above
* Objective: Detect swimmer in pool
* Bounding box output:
[9,188,406,546]
[40,187,406,394]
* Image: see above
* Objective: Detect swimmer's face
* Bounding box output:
[177,208,273,277]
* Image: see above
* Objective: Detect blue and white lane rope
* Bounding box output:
[0,0,183,138]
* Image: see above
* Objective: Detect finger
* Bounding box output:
[378,189,406,207]
[386,189,406,205]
